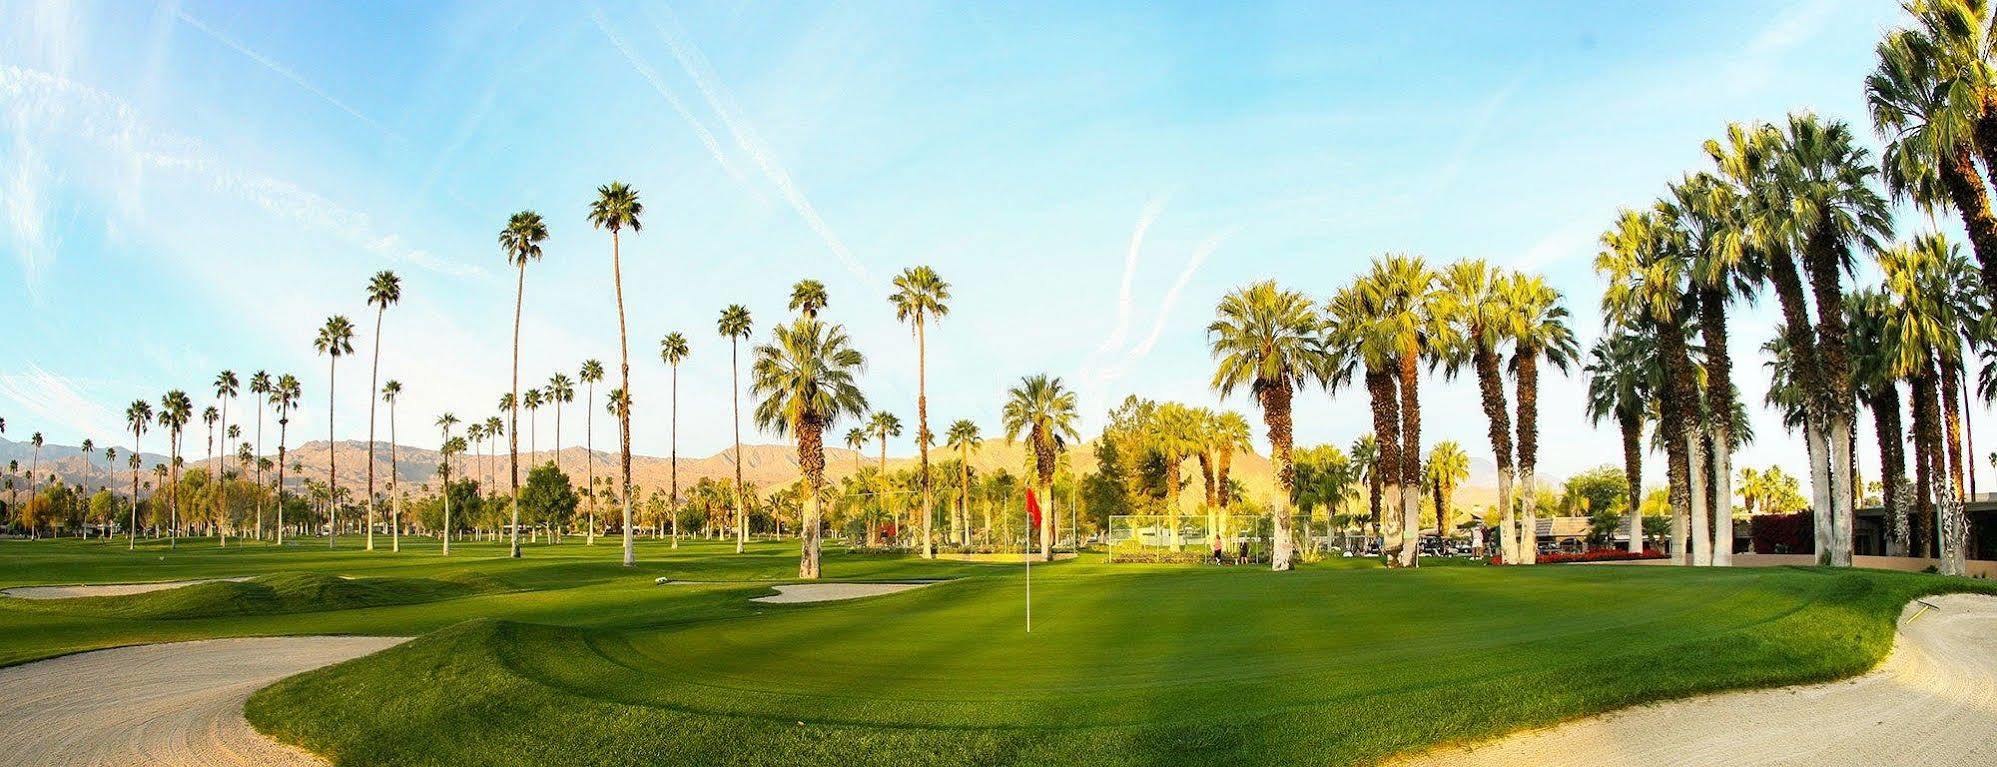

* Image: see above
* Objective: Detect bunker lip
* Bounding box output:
[0,577,253,600]
[0,635,407,767]
[750,582,939,603]
[1388,593,1997,767]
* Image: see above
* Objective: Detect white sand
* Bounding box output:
[0,636,406,767]
[751,582,936,603]
[1392,593,1997,767]
[1,577,251,600]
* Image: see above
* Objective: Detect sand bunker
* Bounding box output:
[1392,593,1997,767]
[0,636,405,767]
[0,577,251,600]
[751,582,936,603]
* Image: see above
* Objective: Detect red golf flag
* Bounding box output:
[1025,488,1043,531]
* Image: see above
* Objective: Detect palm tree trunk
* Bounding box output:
[1911,369,1941,558]
[1472,345,1516,563]
[509,262,524,558]
[1968,108,1997,297]
[1687,431,1710,566]
[1620,409,1643,553]
[1919,360,1968,574]
[1365,366,1401,564]
[441,453,452,556]
[585,380,595,546]
[276,413,287,546]
[366,307,382,551]
[670,364,680,549]
[1259,382,1297,571]
[799,418,825,579]
[731,338,746,555]
[255,398,264,542]
[1940,364,1967,498]
[1802,223,1857,566]
[1657,319,1698,563]
[1514,349,1544,566]
[1696,287,1736,565]
[1396,352,1422,568]
[917,319,933,559]
[1868,387,1910,556]
[327,357,338,549]
[611,231,635,566]
[389,399,399,552]
[129,432,140,551]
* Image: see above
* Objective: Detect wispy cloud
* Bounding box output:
[1093,194,1170,360]
[1,129,58,300]
[640,6,871,282]
[0,65,484,281]
[587,7,750,190]
[0,364,124,443]
[172,9,401,142]
[1124,229,1233,364]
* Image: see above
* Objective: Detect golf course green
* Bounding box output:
[2,538,1989,766]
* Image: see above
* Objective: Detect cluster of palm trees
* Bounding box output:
[1207,256,1573,571]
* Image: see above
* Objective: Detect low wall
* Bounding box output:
[1730,553,1997,578]
[934,552,1078,563]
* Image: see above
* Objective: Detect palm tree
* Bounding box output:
[867,411,903,545]
[1433,259,1522,562]
[547,373,574,469]
[1881,233,1971,573]
[158,391,192,546]
[248,370,270,541]
[483,415,503,500]
[1210,411,1251,514]
[1367,256,1439,568]
[381,380,402,552]
[1586,328,1658,553]
[125,400,151,549]
[890,265,951,558]
[272,374,300,545]
[1002,374,1079,562]
[844,428,866,475]
[657,335,689,548]
[1599,207,1704,564]
[522,388,543,464]
[1849,288,1915,555]
[362,269,401,552]
[1211,280,1333,570]
[437,412,459,555]
[500,210,549,558]
[1425,441,1470,538]
[790,279,828,318]
[588,181,642,566]
[750,317,868,578]
[1668,172,1755,566]
[1329,283,1402,559]
[718,304,754,553]
[1153,402,1202,550]
[1503,271,1579,565]
[578,359,603,546]
[1780,114,1893,567]
[1868,20,1997,295]
[945,420,981,547]
[315,315,355,547]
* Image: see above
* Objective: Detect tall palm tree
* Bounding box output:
[381,380,402,552]
[437,412,460,556]
[1849,288,1914,555]
[867,410,903,544]
[158,391,192,547]
[362,269,401,552]
[1329,283,1402,560]
[1668,172,1755,566]
[790,279,828,318]
[499,210,549,558]
[314,315,355,547]
[272,375,300,545]
[248,370,270,541]
[1586,328,1658,553]
[1503,272,1579,565]
[484,414,503,500]
[750,317,868,578]
[1782,114,1893,568]
[1002,374,1079,562]
[1425,441,1470,538]
[1881,233,1972,572]
[1367,256,1439,568]
[1433,259,1522,562]
[890,265,951,558]
[1599,207,1704,564]
[1869,20,1997,295]
[945,419,981,547]
[588,181,642,566]
[657,335,688,548]
[578,359,603,546]
[547,373,574,468]
[1207,280,1332,570]
[214,372,239,544]
[125,400,151,549]
[718,304,754,554]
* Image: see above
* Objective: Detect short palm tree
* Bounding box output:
[717,304,754,554]
[436,412,460,556]
[945,419,981,546]
[844,428,866,475]
[750,317,868,578]
[1432,259,1522,561]
[1586,327,1658,553]
[1002,374,1079,562]
[314,315,355,547]
[158,391,193,547]
[1210,411,1251,513]
[362,269,400,552]
[1501,271,1578,564]
[657,335,688,548]
[546,372,574,466]
[790,279,828,318]
[1366,256,1440,568]
[1848,288,1913,554]
[272,375,300,545]
[125,400,151,549]
[499,210,548,558]
[890,265,951,558]
[578,359,604,545]
[1153,402,1202,550]
[867,410,903,544]
[212,370,238,546]
[381,379,402,552]
[1209,280,1332,570]
[523,388,543,462]
[1425,441,1470,537]
[1881,233,1971,572]
[588,181,642,566]
[248,370,271,541]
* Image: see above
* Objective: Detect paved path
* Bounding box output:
[1394,594,1997,767]
[0,636,405,767]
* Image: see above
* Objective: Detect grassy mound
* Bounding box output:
[246,566,1997,767]
[21,572,501,621]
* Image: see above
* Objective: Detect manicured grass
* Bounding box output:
[5,537,1993,766]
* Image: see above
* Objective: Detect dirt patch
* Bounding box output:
[1,577,251,600]
[1391,594,1997,767]
[751,582,937,603]
[0,636,406,766]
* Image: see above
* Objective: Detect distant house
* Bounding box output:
[1854,496,1996,560]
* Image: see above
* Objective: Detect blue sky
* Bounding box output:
[0,0,1971,485]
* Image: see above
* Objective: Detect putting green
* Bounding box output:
[3,537,1991,766]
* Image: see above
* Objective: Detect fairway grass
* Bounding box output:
[4,538,1993,766]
